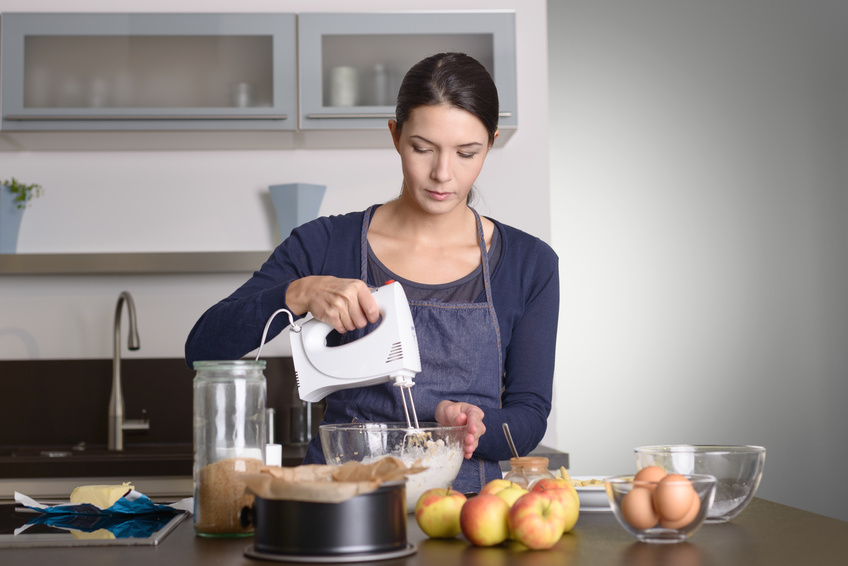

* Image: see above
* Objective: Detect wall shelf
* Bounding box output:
[0,251,270,275]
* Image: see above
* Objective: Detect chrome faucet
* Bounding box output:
[108,291,150,450]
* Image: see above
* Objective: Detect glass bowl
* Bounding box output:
[319,422,465,513]
[605,474,716,544]
[634,445,766,522]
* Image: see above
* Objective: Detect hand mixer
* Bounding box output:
[257,281,422,429]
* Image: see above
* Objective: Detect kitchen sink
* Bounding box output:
[0,442,309,481]
[0,442,308,503]
[0,443,194,479]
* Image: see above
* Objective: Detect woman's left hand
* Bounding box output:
[435,400,486,459]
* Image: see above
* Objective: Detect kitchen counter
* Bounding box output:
[1,443,566,502]
[2,497,846,565]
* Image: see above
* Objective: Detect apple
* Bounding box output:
[508,491,567,550]
[531,477,579,504]
[490,484,530,540]
[494,484,529,507]
[459,494,511,547]
[480,480,529,508]
[479,478,514,496]
[531,479,580,533]
[415,488,467,538]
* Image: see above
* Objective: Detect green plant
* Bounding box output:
[2,177,43,209]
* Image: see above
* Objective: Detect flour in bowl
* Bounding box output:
[365,436,463,513]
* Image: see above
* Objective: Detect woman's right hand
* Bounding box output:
[286,276,380,333]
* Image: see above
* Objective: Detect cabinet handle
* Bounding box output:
[5,114,288,121]
[306,113,396,119]
[306,111,512,119]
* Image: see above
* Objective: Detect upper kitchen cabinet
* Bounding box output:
[0,13,297,150]
[297,11,517,148]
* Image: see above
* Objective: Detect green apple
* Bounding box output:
[415,488,467,538]
[479,478,514,496]
[496,484,529,507]
[459,494,511,547]
[508,491,567,550]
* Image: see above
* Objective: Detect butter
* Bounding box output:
[72,528,116,540]
[69,482,134,509]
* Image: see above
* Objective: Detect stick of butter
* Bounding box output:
[69,482,134,509]
[72,529,116,540]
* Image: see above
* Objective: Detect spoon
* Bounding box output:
[502,423,520,459]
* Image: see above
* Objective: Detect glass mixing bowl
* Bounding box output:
[319,422,465,513]
[606,473,716,544]
[634,445,766,522]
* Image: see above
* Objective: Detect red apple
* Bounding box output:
[531,479,580,533]
[531,477,579,503]
[508,491,567,550]
[460,494,511,547]
[415,488,467,538]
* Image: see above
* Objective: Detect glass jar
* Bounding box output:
[503,456,555,489]
[193,360,266,537]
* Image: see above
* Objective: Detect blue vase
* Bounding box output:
[268,183,327,242]
[0,184,25,254]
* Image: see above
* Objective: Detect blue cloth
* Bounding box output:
[24,511,179,539]
[185,206,559,463]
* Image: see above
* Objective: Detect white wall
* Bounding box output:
[0,1,551,368]
[549,0,848,521]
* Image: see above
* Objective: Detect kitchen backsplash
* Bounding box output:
[0,356,299,448]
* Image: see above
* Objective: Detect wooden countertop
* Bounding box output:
[2,498,846,565]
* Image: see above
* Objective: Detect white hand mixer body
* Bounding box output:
[287,281,422,429]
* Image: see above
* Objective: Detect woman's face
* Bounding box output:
[390,104,497,216]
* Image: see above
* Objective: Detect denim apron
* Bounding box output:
[304,206,504,494]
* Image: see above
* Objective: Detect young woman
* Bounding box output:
[185,52,559,494]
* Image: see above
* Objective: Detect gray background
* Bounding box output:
[549,0,848,521]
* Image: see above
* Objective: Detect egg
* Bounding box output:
[634,466,667,490]
[659,491,701,529]
[620,486,659,530]
[653,473,696,522]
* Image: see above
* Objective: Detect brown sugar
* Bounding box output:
[195,456,265,535]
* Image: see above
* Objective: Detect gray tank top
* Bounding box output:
[367,223,502,303]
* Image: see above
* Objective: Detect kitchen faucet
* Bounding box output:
[108,291,150,451]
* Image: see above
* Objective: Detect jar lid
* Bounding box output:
[194,360,265,369]
[193,360,267,370]
[509,456,550,468]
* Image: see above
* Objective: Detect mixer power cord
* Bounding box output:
[255,308,301,361]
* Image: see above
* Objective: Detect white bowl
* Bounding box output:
[571,475,612,512]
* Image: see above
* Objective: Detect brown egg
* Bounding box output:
[653,474,696,522]
[659,490,701,529]
[621,486,659,530]
[634,466,667,490]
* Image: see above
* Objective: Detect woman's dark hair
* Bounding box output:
[395,52,499,147]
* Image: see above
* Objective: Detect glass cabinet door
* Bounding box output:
[0,13,297,131]
[297,12,517,136]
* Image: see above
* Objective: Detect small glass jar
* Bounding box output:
[193,360,266,537]
[503,456,555,489]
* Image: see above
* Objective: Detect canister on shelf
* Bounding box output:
[329,66,358,107]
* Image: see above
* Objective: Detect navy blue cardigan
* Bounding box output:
[185,208,560,462]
